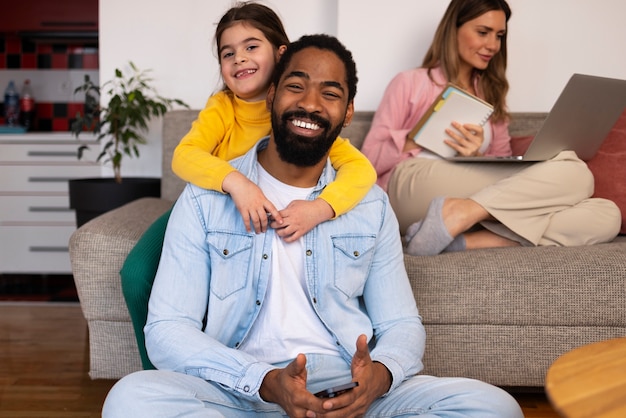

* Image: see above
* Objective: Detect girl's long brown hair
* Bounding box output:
[214,1,289,93]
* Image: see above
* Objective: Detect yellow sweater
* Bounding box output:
[172,91,376,217]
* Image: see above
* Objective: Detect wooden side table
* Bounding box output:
[545,337,626,418]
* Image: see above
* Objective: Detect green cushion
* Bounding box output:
[120,207,172,370]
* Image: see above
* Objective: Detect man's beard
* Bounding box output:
[272,110,344,167]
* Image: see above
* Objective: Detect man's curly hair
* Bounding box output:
[271,34,358,103]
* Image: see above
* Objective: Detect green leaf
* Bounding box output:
[70,61,189,181]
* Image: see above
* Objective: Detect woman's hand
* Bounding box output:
[402,135,420,153]
[444,121,484,156]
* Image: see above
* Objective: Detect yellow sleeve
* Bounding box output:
[171,94,237,193]
[322,136,377,218]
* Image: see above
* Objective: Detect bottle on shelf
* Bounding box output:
[4,80,20,126]
[19,79,36,131]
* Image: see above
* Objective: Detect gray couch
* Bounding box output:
[70,110,626,387]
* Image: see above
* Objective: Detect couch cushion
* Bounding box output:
[162,110,199,202]
[340,111,374,150]
[586,109,626,234]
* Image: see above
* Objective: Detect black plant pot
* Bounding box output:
[69,177,161,228]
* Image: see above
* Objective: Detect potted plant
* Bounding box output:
[70,62,188,226]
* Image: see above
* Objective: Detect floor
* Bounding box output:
[0,303,113,417]
[0,303,561,417]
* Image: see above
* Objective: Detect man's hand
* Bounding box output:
[259,354,325,417]
[272,199,334,243]
[259,337,391,418]
[318,334,391,417]
[351,334,392,400]
[304,335,392,418]
[222,171,283,233]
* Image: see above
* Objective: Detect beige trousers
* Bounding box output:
[388,151,621,246]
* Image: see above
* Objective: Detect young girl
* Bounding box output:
[121,2,376,369]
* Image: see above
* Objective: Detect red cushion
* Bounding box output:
[510,135,534,156]
[586,109,626,234]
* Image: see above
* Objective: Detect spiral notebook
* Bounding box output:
[409,84,494,158]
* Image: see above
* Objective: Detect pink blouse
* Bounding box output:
[361,67,512,190]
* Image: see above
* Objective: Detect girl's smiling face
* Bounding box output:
[219,22,284,102]
[457,10,506,74]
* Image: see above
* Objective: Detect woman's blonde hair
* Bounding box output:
[422,0,511,121]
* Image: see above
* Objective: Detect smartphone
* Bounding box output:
[314,381,359,398]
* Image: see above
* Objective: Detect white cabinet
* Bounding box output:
[0,133,99,273]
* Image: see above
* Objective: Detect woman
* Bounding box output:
[361,0,621,256]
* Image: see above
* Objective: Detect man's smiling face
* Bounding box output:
[268,47,354,167]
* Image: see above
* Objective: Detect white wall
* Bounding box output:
[341,0,626,111]
[99,0,336,177]
[100,0,626,177]
[99,0,337,108]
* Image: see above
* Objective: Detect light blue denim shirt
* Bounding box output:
[145,137,426,401]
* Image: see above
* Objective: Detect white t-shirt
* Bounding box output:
[237,163,340,364]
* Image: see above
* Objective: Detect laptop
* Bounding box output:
[449,73,626,162]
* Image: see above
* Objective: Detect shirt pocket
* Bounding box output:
[331,235,376,297]
[206,231,253,299]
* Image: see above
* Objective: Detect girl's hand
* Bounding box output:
[223,171,282,233]
[444,121,484,156]
[271,199,334,243]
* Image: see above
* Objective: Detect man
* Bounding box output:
[103,34,522,417]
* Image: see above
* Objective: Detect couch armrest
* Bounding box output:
[69,197,173,379]
[69,197,174,323]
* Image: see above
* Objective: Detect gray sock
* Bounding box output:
[443,234,466,252]
[405,196,455,256]
[403,220,422,246]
